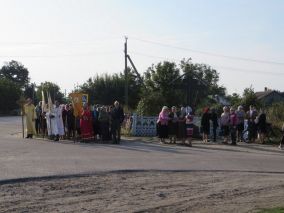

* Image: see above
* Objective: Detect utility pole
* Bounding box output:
[124,36,128,111]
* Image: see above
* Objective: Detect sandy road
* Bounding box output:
[0,116,284,212]
[1,171,284,213]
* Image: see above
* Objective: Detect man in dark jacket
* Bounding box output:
[111,101,124,144]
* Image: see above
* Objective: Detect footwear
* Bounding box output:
[54,135,59,141]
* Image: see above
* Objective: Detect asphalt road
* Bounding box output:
[0,116,283,181]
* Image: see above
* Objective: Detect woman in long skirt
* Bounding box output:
[185,112,194,146]
[201,107,210,143]
[168,106,179,143]
[177,107,187,144]
[157,106,169,143]
[80,104,93,141]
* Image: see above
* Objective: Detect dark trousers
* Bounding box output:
[35,118,41,134]
[111,120,121,144]
[230,126,237,144]
[213,126,217,142]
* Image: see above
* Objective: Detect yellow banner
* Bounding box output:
[69,93,83,117]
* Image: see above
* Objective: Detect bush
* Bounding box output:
[0,78,22,114]
[266,102,284,129]
[136,92,165,116]
[266,103,284,143]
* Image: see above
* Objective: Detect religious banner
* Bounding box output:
[69,93,83,117]
[82,94,89,105]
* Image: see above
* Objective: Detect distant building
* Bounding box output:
[255,87,284,105]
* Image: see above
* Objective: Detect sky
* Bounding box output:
[0,0,283,95]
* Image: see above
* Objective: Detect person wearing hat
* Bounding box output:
[157,106,169,143]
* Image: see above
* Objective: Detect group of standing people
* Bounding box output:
[157,106,194,146]
[24,99,124,144]
[157,104,281,148]
[199,105,269,146]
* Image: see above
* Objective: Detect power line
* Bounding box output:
[0,51,121,58]
[0,37,121,46]
[130,37,284,66]
[129,51,284,76]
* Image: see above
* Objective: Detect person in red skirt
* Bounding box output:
[80,103,93,141]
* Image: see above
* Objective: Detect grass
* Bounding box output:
[258,207,284,213]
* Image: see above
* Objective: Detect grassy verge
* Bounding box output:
[258,207,284,213]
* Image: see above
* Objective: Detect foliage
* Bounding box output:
[79,68,142,110]
[36,81,65,104]
[24,83,38,103]
[0,78,22,113]
[144,61,182,107]
[266,102,284,130]
[241,86,260,110]
[136,92,166,116]
[138,59,225,115]
[226,93,242,107]
[257,207,284,213]
[0,60,29,88]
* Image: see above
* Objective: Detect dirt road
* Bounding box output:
[1,171,284,213]
[1,117,284,212]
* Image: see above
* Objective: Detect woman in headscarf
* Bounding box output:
[201,107,210,143]
[80,103,93,141]
[157,106,169,143]
[229,107,238,145]
[220,106,230,144]
[168,106,179,144]
[177,107,187,144]
[98,106,110,141]
[185,110,194,146]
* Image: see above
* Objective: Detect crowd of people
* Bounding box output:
[23,98,284,150]
[157,106,194,147]
[157,104,284,149]
[23,98,125,144]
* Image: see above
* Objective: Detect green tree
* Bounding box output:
[24,83,37,103]
[241,86,260,110]
[0,60,29,88]
[0,78,22,113]
[143,61,182,108]
[226,93,242,107]
[79,68,142,109]
[36,82,64,104]
[180,59,226,108]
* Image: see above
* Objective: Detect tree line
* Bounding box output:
[0,59,262,115]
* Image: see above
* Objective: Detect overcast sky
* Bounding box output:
[0,0,283,95]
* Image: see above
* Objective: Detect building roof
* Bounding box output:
[255,90,282,100]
